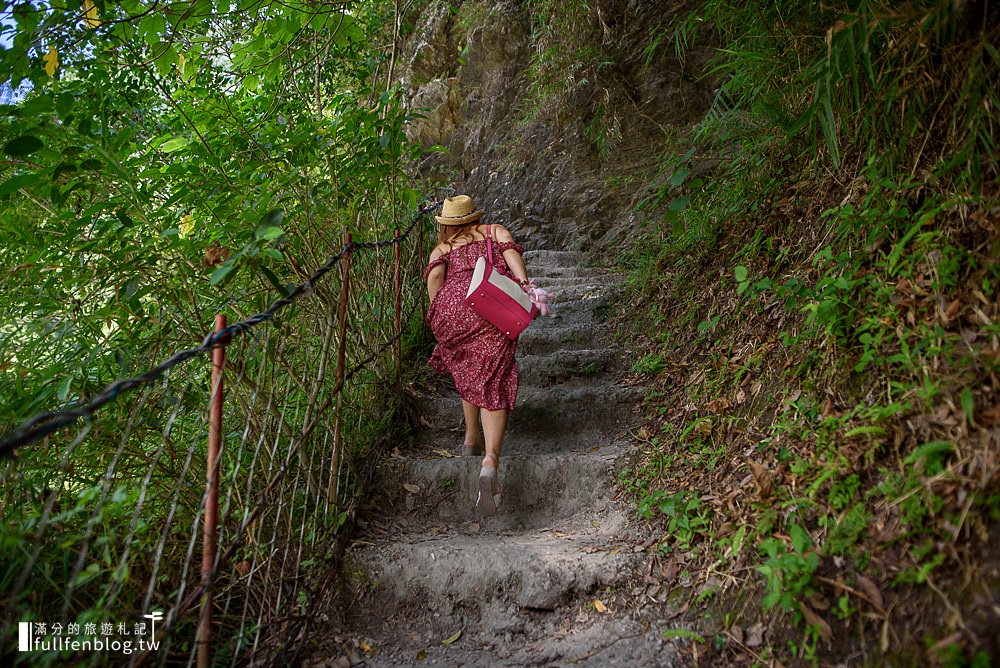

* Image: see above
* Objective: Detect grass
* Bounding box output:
[610,1,999,663]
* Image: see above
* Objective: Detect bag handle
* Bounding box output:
[485,223,493,265]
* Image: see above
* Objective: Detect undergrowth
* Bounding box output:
[614,1,999,665]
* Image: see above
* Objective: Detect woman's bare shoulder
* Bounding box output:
[429,244,449,261]
[490,224,515,243]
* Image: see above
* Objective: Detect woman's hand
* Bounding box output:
[493,225,529,284]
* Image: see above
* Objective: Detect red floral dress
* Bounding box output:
[423,239,524,411]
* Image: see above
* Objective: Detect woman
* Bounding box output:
[423,194,530,516]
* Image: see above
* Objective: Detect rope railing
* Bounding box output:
[0,193,441,667]
[0,199,435,457]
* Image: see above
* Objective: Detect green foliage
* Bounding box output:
[638,489,712,553]
[758,524,820,612]
[0,1,430,662]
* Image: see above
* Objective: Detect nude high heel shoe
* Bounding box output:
[476,465,501,516]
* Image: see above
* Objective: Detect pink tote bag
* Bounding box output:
[464,224,537,340]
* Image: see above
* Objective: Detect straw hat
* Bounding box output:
[435,195,485,226]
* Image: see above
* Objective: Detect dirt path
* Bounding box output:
[312,250,685,666]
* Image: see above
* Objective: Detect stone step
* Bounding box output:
[529,265,595,279]
[533,272,626,289]
[517,323,601,355]
[344,616,685,668]
[522,249,587,267]
[518,348,621,386]
[374,452,621,530]
[345,529,640,618]
[420,381,644,439]
[412,427,628,456]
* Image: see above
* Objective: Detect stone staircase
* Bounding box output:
[319,249,682,667]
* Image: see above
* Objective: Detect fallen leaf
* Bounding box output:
[979,402,1000,426]
[750,381,763,396]
[467,522,480,533]
[855,575,885,610]
[705,397,732,413]
[360,641,373,653]
[432,448,455,458]
[415,649,428,660]
[735,388,746,405]
[694,419,713,438]
[744,622,764,648]
[441,629,462,645]
[798,602,832,642]
[592,599,608,614]
[637,426,651,441]
[403,483,421,494]
[747,460,773,499]
[419,415,434,429]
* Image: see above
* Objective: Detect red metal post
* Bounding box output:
[198,314,226,668]
[328,233,351,515]
[393,228,402,387]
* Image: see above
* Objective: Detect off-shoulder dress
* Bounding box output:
[422,238,524,411]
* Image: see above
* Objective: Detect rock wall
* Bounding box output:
[399,0,717,250]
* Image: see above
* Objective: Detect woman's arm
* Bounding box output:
[427,247,446,301]
[493,225,529,284]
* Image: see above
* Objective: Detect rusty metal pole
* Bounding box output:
[328,233,351,515]
[393,228,402,388]
[198,314,225,668]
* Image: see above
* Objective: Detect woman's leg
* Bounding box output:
[480,408,509,468]
[477,407,508,515]
[461,400,484,449]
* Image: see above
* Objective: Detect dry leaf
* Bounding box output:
[467,522,480,533]
[705,397,732,413]
[360,641,374,653]
[798,602,832,642]
[415,649,428,660]
[403,483,421,494]
[441,629,462,645]
[419,415,434,429]
[747,460,773,499]
[855,575,884,610]
[750,381,763,396]
[592,599,608,614]
[735,388,747,405]
[745,622,764,648]
[637,426,651,441]
[694,419,713,437]
[202,245,231,267]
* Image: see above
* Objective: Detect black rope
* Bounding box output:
[0,198,440,457]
